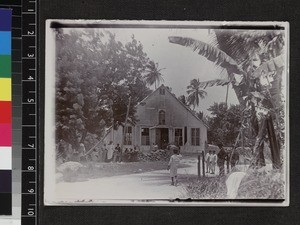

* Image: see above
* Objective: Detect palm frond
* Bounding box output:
[168,36,245,75]
[197,79,231,89]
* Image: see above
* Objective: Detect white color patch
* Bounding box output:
[0,147,12,170]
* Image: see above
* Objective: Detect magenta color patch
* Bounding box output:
[0,124,11,146]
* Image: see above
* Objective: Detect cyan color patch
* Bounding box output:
[0,32,11,55]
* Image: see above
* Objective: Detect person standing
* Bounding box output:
[217,143,227,177]
[102,144,108,162]
[97,146,103,162]
[167,148,182,186]
[205,151,211,173]
[211,150,217,174]
[107,141,114,162]
[78,143,86,162]
[230,150,240,169]
[114,143,122,163]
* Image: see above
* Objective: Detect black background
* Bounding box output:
[39,0,300,224]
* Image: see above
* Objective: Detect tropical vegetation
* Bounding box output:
[169,30,285,169]
[55,29,160,151]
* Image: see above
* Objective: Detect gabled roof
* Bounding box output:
[138,84,208,128]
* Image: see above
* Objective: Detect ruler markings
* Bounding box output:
[21,0,38,224]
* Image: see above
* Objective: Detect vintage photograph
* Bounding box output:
[44,20,289,205]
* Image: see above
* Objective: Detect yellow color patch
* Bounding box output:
[0,78,11,101]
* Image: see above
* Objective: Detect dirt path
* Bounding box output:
[55,156,203,203]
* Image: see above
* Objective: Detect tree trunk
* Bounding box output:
[266,115,281,169]
[251,117,267,168]
[225,84,229,107]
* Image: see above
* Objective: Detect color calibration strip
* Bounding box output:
[0,8,12,215]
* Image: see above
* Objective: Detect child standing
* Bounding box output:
[211,150,217,174]
[167,149,182,186]
[205,151,211,173]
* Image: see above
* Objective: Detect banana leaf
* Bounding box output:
[168,36,245,75]
[197,79,231,89]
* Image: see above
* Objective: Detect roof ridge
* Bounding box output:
[139,84,208,127]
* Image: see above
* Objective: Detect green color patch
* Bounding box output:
[0,55,11,78]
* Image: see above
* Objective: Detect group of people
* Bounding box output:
[166,143,241,186]
[90,142,139,163]
[57,138,141,163]
[205,143,240,176]
[205,150,218,174]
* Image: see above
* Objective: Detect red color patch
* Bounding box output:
[0,101,11,124]
[0,124,11,146]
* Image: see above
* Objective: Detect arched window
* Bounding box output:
[159,110,165,125]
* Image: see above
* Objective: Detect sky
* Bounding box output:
[66,27,240,115]
[107,28,239,115]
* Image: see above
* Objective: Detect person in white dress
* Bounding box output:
[205,151,211,173]
[211,150,217,174]
[107,141,114,161]
[167,148,182,186]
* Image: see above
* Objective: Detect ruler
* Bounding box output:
[21,0,38,224]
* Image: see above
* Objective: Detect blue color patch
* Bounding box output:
[0,32,11,55]
[0,9,12,31]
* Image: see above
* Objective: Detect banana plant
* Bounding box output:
[169,30,285,169]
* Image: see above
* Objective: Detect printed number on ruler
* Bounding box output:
[21,0,37,224]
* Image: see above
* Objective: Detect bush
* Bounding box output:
[137,149,172,161]
[236,169,285,199]
[62,167,78,182]
[57,161,83,182]
[184,177,227,199]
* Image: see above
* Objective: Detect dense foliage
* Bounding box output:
[169,30,285,168]
[207,103,242,147]
[55,29,158,149]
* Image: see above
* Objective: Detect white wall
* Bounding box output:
[136,86,207,153]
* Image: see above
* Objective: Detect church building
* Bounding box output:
[104,85,208,153]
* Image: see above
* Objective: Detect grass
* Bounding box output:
[182,169,285,199]
[183,176,227,199]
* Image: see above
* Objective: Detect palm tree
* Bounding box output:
[178,95,188,106]
[169,30,285,168]
[186,78,207,110]
[144,61,165,89]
